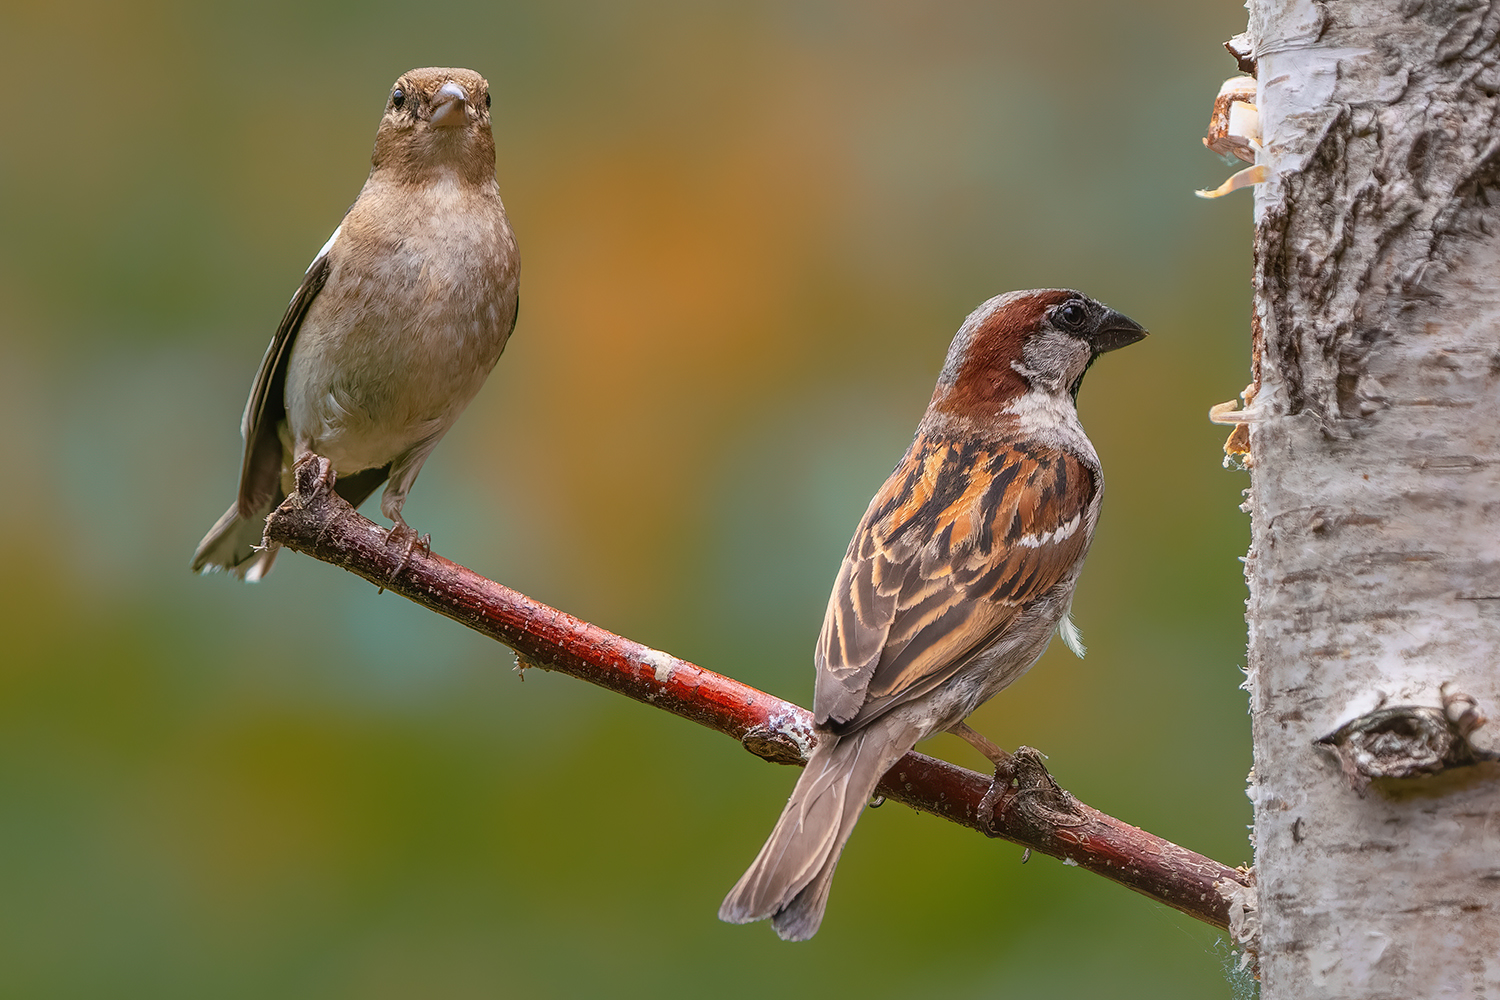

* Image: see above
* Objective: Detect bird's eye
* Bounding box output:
[391,88,405,109]
[484,91,491,109]
[1055,302,1087,331]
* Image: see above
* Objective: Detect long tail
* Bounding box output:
[719,714,921,940]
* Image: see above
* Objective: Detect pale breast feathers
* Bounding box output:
[813,433,1097,730]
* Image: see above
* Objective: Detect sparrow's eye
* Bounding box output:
[391,88,406,109]
[1055,302,1088,332]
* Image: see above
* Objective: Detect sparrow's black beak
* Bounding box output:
[1088,309,1148,354]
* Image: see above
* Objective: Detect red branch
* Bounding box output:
[265,457,1252,930]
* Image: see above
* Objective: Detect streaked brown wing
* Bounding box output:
[235,250,331,517]
[813,432,1096,731]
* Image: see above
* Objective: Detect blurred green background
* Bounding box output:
[0,1,1257,996]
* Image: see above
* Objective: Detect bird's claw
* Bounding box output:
[384,521,431,584]
[977,759,1016,838]
[291,452,337,497]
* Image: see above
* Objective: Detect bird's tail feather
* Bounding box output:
[719,715,921,941]
[191,498,279,581]
[190,462,388,582]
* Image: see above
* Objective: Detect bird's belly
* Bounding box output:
[309,407,444,475]
[917,583,1077,734]
[282,282,511,473]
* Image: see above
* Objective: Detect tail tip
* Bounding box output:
[770,905,823,942]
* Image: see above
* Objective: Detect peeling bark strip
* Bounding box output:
[1244,0,1500,995]
[265,456,1250,930]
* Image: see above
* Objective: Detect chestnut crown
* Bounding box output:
[930,289,1146,416]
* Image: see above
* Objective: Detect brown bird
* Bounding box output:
[193,67,520,580]
[719,289,1145,940]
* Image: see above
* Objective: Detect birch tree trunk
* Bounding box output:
[1243,1,1500,995]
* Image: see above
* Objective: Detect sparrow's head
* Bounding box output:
[928,289,1146,418]
[371,67,495,184]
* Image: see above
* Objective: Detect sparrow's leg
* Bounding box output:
[380,436,442,581]
[952,722,1012,767]
[380,432,447,532]
[952,722,1015,837]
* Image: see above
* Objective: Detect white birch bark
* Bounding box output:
[1241,1,1500,996]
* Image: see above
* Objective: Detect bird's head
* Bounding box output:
[927,289,1146,423]
[371,67,496,185]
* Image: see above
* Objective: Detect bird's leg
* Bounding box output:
[377,439,440,582]
[381,509,431,584]
[952,722,1014,837]
[377,443,432,583]
[952,721,1013,767]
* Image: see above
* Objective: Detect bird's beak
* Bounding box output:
[429,81,470,128]
[1089,309,1148,354]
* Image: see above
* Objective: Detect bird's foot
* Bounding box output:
[975,759,1017,838]
[291,452,338,497]
[383,520,431,585]
[951,722,1015,837]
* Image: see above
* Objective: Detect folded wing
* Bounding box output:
[236,234,335,517]
[814,432,1096,731]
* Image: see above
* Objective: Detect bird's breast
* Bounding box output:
[282,177,519,468]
